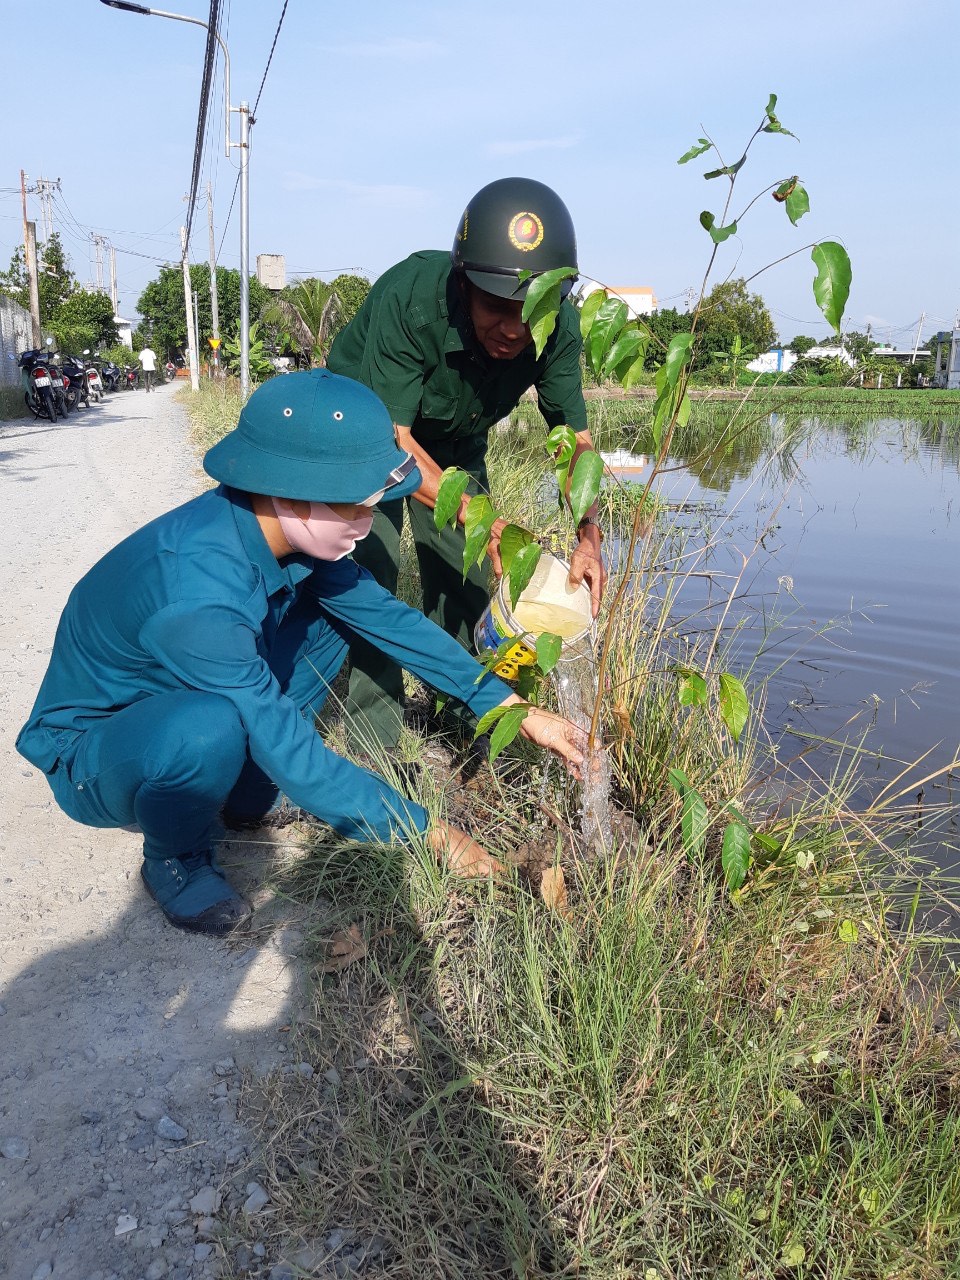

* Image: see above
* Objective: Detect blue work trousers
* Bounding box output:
[49,595,346,863]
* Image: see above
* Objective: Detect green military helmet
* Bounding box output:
[203,370,421,504]
[451,177,578,301]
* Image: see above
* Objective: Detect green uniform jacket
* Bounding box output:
[327,250,587,465]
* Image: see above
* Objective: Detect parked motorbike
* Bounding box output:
[83,349,105,402]
[96,356,121,392]
[41,342,70,417]
[123,364,140,390]
[18,347,59,422]
[62,354,92,412]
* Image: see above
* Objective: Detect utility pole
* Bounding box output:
[910,311,926,364]
[20,170,42,347]
[34,176,60,241]
[238,101,251,400]
[206,181,220,376]
[109,245,118,314]
[192,288,200,368]
[180,226,199,392]
[91,233,107,291]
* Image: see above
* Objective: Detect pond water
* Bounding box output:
[604,416,960,897]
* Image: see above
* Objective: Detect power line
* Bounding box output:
[252,0,291,116]
[183,0,223,256]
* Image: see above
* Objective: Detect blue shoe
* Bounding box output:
[140,852,251,935]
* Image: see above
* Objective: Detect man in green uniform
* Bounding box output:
[327,176,606,751]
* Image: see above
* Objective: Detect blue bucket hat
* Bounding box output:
[203,369,421,503]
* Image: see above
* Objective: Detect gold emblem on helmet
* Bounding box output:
[508,211,544,252]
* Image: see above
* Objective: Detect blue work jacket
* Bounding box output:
[17,486,511,843]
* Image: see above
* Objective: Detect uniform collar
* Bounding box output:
[224,486,314,595]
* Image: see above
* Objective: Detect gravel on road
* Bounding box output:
[0,386,305,1280]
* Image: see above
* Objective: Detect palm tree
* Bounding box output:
[261,279,342,366]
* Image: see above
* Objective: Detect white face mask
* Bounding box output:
[271,498,374,561]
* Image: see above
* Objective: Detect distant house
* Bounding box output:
[746,347,798,374]
[114,314,133,349]
[579,282,658,318]
[932,330,960,389]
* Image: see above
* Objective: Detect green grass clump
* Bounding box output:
[179,378,244,455]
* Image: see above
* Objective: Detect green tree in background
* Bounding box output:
[262,274,372,366]
[695,277,776,370]
[328,273,370,327]
[261,278,339,366]
[1,233,117,349]
[642,306,693,371]
[787,334,817,356]
[50,289,119,351]
[137,264,270,360]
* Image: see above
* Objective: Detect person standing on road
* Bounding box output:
[16,371,584,937]
[139,345,157,392]
[326,177,607,752]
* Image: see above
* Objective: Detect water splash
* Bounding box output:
[553,636,612,856]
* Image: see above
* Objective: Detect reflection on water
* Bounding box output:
[612,415,960,878]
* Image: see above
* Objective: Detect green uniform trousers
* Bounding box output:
[346,442,491,749]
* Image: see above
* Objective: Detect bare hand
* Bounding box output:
[426,820,502,878]
[568,537,606,618]
[485,518,509,577]
[516,705,586,779]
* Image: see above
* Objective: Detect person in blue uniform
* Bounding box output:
[17,371,584,936]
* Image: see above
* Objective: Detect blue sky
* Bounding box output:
[1,0,955,346]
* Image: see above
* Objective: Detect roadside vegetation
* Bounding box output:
[184,381,960,1279]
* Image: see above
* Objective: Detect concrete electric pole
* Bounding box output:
[20,170,42,346]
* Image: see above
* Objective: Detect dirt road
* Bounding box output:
[0,386,302,1280]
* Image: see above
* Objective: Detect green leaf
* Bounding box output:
[721,821,751,891]
[662,331,694,388]
[678,137,712,164]
[677,669,708,708]
[489,704,531,762]
[703,153,746,180]
[546,423,577,460]
[547,424,578,499]
[780,1244,806,1268]
[718,673,749,743]
[535,632,562,676]
[578,288,605,341]
[784,183,810,226]
[811,241,852,335]
[603,327,645,380]
[764,94,797,139]
[668,767,689,796]
[434,467,470,531]
[521,265,578,324]
[462,494,496,577]
[682,788,709,862]
[700,210,738,243]
[587,297,628,376]
[838,919,860,944]
[521,266,578,358]
[474,636,516,680]
[498,523,534,578]
[619,352,647,391]
[569,451,604,526]
[506,541,542,611]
